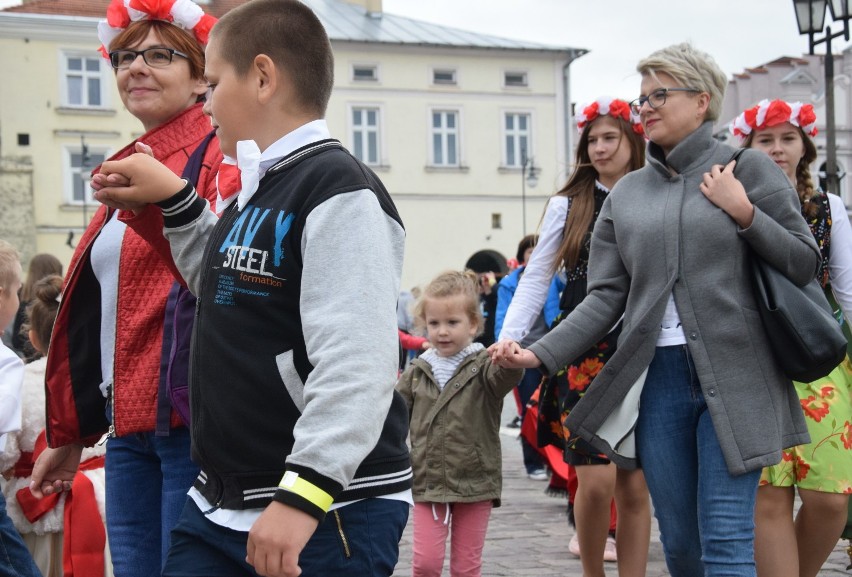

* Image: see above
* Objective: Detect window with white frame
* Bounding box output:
[62,52,108,108]
[352,65,378,82]
[430,110,459,166]
[504,112,531,167]
[504,71,528,88]
[351,107,380,165]
[65,145,107,204]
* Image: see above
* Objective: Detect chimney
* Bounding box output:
[345,0,383,16]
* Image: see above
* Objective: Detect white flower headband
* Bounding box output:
[97,0,217,56]
[575,97,644,136]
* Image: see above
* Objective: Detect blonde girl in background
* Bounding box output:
[0,274,110,577]
[496,97,651,577]
[396,270,522,577]
[732,99,852,577]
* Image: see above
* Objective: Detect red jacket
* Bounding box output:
[46,104,222,446]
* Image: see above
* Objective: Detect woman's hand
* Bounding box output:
[699,160,755,228]
[29,444,84,498]
[488,339,542,369]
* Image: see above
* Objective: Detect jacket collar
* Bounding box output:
[647,121,718,177]
[106,103,211,166]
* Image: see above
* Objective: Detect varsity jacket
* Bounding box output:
[46,104,222,446]
[153,133,411,522]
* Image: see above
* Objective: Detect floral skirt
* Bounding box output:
[760,356,852,493]
[537,313,621,466]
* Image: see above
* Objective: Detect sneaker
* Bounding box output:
[527,468,548,481]
[568,533,580,558]
[603,535,617,563]
[507,415,522,428]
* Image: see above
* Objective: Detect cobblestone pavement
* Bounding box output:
[393,403,852,576]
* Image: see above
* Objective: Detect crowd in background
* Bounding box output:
[0,1,849,576]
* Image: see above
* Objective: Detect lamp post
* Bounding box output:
[793,0,851,197]
[68,136,91,249]
[521,150,539,237]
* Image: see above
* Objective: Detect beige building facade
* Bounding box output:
[0,0,585,290]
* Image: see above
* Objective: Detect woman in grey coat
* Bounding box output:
[490,43,819,577]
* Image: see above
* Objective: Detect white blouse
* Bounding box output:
[498,195,568,343]
[828,193,852,319]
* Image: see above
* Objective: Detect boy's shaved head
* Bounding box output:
[212,0,334,117]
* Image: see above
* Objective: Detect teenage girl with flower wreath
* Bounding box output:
[731,99,852,577]
[494,98,651,577]
[30,1,222,575]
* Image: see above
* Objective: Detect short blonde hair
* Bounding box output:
[414,270,484,336]
[0,240,22,293]
[637,43,728,122]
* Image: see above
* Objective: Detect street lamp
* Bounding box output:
[521,150,539,236]
[67,135,91,249]
[793,0,852,197]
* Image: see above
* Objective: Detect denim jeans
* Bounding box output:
[163,497,409,577]
[0,492,41,577]
[105,427,198,577]
[636,345,761,577]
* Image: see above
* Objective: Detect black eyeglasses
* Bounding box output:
[629,88,701,115]
[109,47,189,70]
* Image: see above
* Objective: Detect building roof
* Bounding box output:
[3,0,582,54]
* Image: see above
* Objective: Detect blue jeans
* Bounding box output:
[105,427,199,577]
[163,497,409,577]
[636,346,761,577]
[0,492,41,576]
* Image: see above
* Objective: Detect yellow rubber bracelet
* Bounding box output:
[278,471,334,512]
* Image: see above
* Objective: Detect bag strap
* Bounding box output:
[181,129,217,184]
[729,147,745,166]
[156,129,216,435]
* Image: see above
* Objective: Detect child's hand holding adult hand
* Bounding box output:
[93,152,188,208]
[488,339,542,369]
[247,501,319,577]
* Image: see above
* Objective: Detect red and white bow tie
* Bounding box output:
[215,140,262,214]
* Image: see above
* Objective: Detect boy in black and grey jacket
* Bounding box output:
[82,1,412,575]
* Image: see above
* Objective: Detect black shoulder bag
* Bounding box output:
[731,148,847,382]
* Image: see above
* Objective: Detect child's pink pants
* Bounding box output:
[411,500,493,577]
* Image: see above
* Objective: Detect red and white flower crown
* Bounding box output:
[97,0,217,57]
[575,97,644,136]
[730,99,818,141]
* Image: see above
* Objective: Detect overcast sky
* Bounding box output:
[384,0,827,105]
[0,0,840,105]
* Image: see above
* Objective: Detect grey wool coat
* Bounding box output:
[528,121,818,476]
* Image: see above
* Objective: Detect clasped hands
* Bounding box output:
[487,339,542,369]
[90,142,187,212]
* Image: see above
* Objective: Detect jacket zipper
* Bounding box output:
[48,209,112,447]
[333,510,352,558]
[96,383,115,446]
[190,203,238,492]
